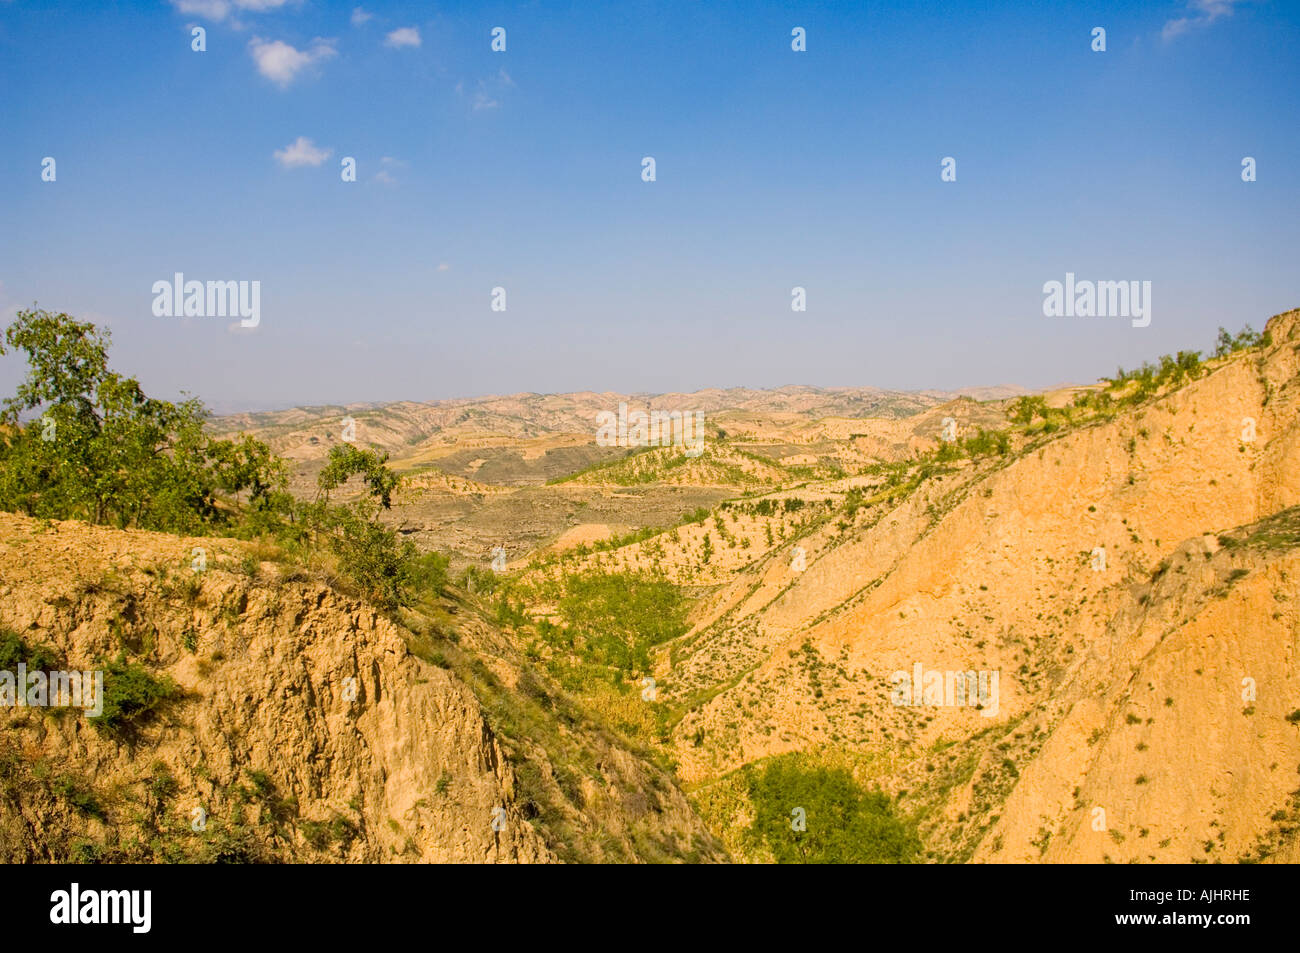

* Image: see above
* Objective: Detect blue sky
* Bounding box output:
[1,0,1297,411]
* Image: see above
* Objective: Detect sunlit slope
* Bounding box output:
[632,309,1300,862]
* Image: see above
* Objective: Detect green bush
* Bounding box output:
[325,505,417,609]
[552,571,688,675]
[51,773,104,818]
[408,550,450,598]
[459,565,499,595]
[95,654,179,734]
[0,628,62,671]
[0,309,288,533]
[962,427,1010,458]
[745,754,920,864]
[1213,324,1271,358]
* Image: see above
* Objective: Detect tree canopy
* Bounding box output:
[0,308,437,609]
[0,308,285,532]
[745,754,921,863]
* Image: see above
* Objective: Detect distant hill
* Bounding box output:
[208,383,1030,488]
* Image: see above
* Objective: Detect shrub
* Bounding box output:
[551,571,688,675]
[51,773,104,818]
[0,628,62,671]
[95,654,179,734]
[962,427,1010,458]
[408,551,450,599]
[745,754,920,863]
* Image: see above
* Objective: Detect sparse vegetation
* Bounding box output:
[2,305,1297,866]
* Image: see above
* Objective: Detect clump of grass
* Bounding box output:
[0,628,62,671]
[95,654,180,735]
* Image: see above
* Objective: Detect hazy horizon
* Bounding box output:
[199,379,1038,418]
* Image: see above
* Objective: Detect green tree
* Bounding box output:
[746,754,921,863]
[552,571,688,675]
[305,444,415,609]
[1009,395,1047,426]
[0,309,286,532]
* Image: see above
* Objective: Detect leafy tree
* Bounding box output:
[843,487,865,518]
[962,427,1010,458]
[1214,324,1269,358]
[305,444,416,609]
[0,309,439,612]
[408,550,450,599]
[746,754,920,863]
[315,443,400,509]
[0,309,286,532]
[1009,395,1047,426]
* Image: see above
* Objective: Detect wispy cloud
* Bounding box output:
[170,0,233,20]
[350,6,372,27]
[384,26,421,49]
[273,136,332,168]
[462,69,515,111]
[1162,0,1249,41]
[248,36,336,86]
[169,0,292,22]
[372,156,406,185]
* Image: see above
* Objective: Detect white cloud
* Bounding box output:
[468,69,514,111]
[273,136,332,168]
[384,26,421,48]
[1192,0,1246,15]
[372,156,406,185]
[248,36,336,86]
[350,7,372,27]
[170,0,232,20]
[169,0,291,21]
[1162,0,1249,41]
[436,263,450,272]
